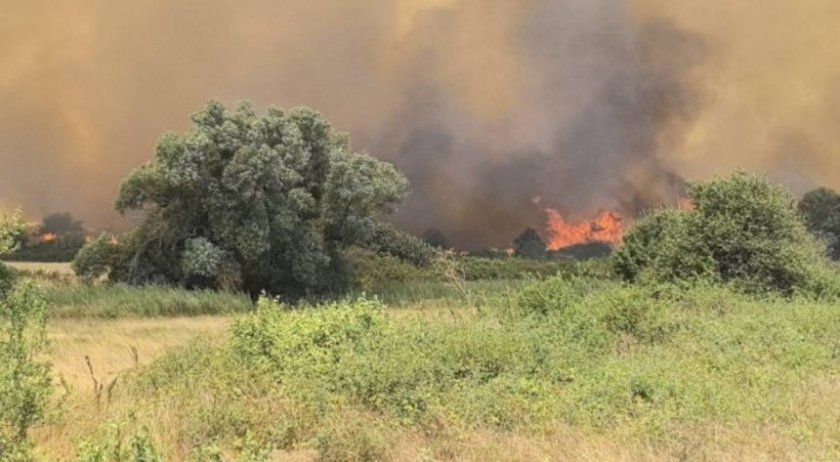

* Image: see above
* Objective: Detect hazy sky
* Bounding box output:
[2,0,839,245]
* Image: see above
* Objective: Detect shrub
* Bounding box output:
[512,228,546,259]
[613,208,716,285]
[799,187,840,259]
[0,210,51,460]
[232,297,388,380]
[365,223,437,267]
[0,281,51,460]
[516,277,674,344]
[342,248,437,293]
[75,424,163,462]
[613,172,836,295]
[516,276,605,317]
[316,411,391,462]
[72,234,118,281]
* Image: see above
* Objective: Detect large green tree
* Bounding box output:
[77,100,430,297]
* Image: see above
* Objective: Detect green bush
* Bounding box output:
[232,297,388,381]
[342,248,437,293]
[613,172,838,296]
[799,187,840,259]
[0,281,51,461]
[0,210,51,461]
[75,424,163,462]
[72,234,118,281]
[365,222,437,267]
[516,276,610,316]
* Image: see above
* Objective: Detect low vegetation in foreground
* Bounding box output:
[32,283,840,461]
[2,172,840,461]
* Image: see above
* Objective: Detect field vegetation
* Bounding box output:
[3,130,840,460]
[19,273,840,461]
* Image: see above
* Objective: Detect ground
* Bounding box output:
[3,261,840,461]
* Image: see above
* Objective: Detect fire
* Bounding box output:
[545,209,624,251]
[40,232,57,243]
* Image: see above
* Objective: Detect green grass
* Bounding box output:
[56,281,840,461]
[10,255,839,460]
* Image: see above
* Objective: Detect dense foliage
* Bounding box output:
[0,281,51,461]
[0,211,51,461]
[512,228,546,259]
[0,210,25,292]
[40,212,85,245]
[613,172,838,296]
[74,101,432,298]
[799,187,840,260]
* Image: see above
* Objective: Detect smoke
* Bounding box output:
[376,2,705,245]
[1,0,839,247]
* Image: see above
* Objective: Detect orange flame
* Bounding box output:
[40,232,58,243]
[545,209,623,250]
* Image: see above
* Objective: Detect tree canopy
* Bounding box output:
[798,187,840,260]
[0,209,25,292]
[41,212,84,238]
[75,100,431,297]
[513,228,547,259]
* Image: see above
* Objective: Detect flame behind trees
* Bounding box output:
[544,209,624,251]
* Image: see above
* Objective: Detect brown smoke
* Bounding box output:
[1,1,839,247]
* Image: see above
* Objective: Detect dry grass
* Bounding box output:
[5,260,74,274]
[47,315,235,390]
[29,310,840,462]
[389,428,656,462]
[32,315,235,460]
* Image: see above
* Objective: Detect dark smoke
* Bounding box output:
[2,0,703,247]
[378,3,705,246]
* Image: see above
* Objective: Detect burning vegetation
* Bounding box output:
[544,209,624,251]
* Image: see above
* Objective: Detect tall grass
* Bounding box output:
[50,281,840,461]
[43,284,254,318]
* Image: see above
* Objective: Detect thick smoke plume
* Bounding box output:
[2,0,839,247]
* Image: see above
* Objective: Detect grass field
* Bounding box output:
[2,261,839,461]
